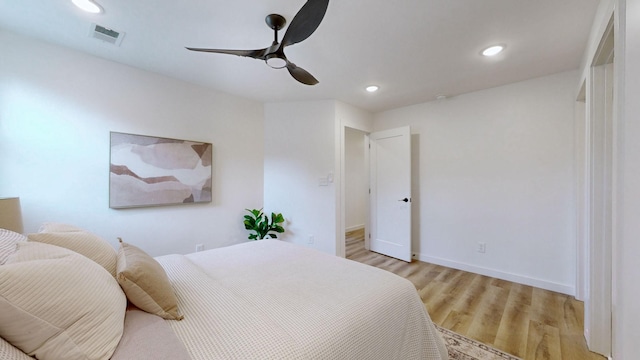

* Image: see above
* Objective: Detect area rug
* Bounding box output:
[436,326,522,360]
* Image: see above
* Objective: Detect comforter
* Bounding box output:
[156,240,448,360]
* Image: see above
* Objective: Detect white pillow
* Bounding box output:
[28,230,117,277]
[0,229,26,265]
[0,242,126,360]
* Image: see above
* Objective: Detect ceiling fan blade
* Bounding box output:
[286,62,319,85]
[185,47,269,60]
[281,0,329,48]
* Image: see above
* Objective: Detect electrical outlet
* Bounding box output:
[477,242,486,253]
[308,235,314,244]
[196,244,204,252]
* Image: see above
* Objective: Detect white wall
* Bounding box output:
[374,71,578,294]
[345,128,366,231]
[263,101,337,254]
[0,30,265,256]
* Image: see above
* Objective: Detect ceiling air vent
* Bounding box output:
[89,23,125,46]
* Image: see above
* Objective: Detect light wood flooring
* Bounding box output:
[345,229,604,360]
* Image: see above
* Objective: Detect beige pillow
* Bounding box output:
[116,239,183,320]
[28,230,117,277]
[0,229,26,265]
[38,222,84,233]
[0,242,127,360]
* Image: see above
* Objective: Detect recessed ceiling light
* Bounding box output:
[366,85,379,93]
[482,45,504,57]
[72,0,102,14]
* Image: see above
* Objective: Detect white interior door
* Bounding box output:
[369,126,412,262]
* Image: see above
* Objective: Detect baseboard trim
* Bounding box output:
[416,253,575,296]
[345,224,365,232]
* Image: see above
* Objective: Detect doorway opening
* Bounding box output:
[339,124,413,262]
[344,127,369,255]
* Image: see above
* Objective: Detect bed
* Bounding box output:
[0,226,448,360]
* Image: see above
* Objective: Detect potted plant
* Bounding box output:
[243,208,285,240]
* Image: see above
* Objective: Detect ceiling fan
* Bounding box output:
[186,0,329,86]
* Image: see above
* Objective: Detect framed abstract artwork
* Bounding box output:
[109,132,212,209]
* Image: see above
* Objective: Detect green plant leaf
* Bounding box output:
[244,208,285,240]
[273,213,284,223]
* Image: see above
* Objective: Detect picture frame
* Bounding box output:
[109,132,212,209]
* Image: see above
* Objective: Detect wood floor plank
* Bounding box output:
[561,298,584,335]
[424,290,458,324]
[465,284,509,346]
[494,300,530,358]
[510,283,534,307]
[450,274,492,317]
[441,309,473,334]
[531,288,565,328]
[345,229,605,360]
[526,320,563,360]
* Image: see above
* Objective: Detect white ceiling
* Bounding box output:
[0,0,600,113]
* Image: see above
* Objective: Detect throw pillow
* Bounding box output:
[27,230,117,277]
[0,242,127,360]
[116,238,183,320]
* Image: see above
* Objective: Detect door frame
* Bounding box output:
[336,121,412,261]
[576,14,614,357]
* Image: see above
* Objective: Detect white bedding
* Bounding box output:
[156,240,448,360]
[0,237,447,359]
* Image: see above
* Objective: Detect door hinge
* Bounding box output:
[369,188,371,194]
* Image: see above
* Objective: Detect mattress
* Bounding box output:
[155,240,448,360]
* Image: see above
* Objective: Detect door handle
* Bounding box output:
[398,198,409,203]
